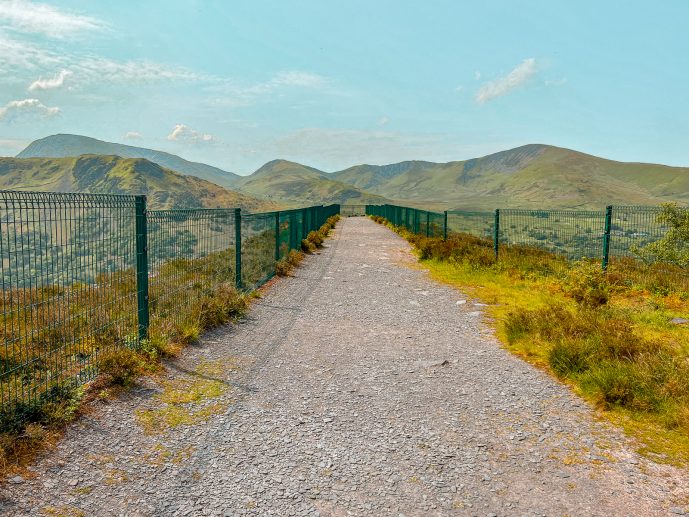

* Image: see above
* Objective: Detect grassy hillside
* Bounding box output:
[17,134,240,188]
[0,155,275,211]
[330,144,689,210]
[236,159,388,206]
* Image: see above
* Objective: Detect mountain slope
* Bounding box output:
[0,155,274,211]
[17,134,240,188]
[237,159,388,205]
[330,144,689,210]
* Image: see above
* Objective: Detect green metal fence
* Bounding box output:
[366,203,681,272]
[340,204,368,217]
[0,190,339,427]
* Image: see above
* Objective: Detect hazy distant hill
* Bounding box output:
[330,144,689,210]
[0,155,273,211]
[236,159,388,206]
[17,134,240,188]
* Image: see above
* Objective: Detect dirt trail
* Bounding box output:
[2,217,688,516]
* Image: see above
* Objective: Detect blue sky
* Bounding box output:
[0,0,688,174]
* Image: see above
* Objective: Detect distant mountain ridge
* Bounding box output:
[328,144,689,210]
[0,155,273,211]
[17,134,240,188]
[235,159,389,206]
[13,135,689,209]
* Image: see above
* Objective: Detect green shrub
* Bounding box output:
[97,348,143,387]
[566,260,610,308]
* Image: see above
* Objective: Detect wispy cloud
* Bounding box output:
[28,69,72,91]
[271,71,326,88]
[475,58,537,104]
[269,128,493,170]
[0,0,105,38]
[124,131,142,140]
[0,32,62,73]
[545,77,567,87]
[0,98,60,120]
[167,124,215,144]
[74,58,201,84]
[377,116,389,126]
[206,70,329,108]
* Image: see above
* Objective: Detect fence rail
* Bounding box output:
[366,203,681,272]
[0,190,339,424]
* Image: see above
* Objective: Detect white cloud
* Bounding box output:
[271,71,326,88]
[28,69,72,91]
[167,124,215,144]
[74,58,201,84]
[0,32,62,72]
[545,77,567,87]
[205,70,329,108]
[271,128,460,169]
[124,131,142,140]
[0,138,30,153]
[475,58,537,104]
[0,98,60,120]
[0,0,104,38]
[377,116,389,126]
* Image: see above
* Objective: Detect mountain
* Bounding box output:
[329,144,689,210]
[0,155,274,211]
[17,134,240,188]
[236,159,388,206]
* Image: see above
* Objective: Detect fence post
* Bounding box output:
[493,208,500,261]
[134,195,149,343]
[443,211,448,241]
[602,205,613,271]
[426,212,430,237]
[234,208,242,288]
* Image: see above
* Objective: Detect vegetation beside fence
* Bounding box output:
[369,204,689,465]
[0,190,339,474]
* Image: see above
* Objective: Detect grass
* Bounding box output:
[373,216,689,466]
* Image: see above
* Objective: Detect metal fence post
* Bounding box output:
[443,211,448,240]
[602,205,613,271]
[493,208,500,261]
[234,208,242,288]
[135,195,149,343]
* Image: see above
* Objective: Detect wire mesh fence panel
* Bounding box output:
[447,211,494,240]
[607,206,689,292]
[500,209,606,261]
[0,191,138,424]
[608,206,665,258]
[241,212,277,288]
[148,209,235,337]
[340,204,367,217]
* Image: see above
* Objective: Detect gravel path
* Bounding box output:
[2,217,689,516]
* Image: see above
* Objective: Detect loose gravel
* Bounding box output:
[2,217,688,516]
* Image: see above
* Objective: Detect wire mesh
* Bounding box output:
[241,212,276,288]
[367,203,689,287]
[340,204,367,217]
[147,209,236,336]
[499,209,606,261]
[0,191,138,423]
[447,211,494,240]
[0,194,341,428]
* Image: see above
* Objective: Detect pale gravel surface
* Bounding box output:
[2,217,689,516]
